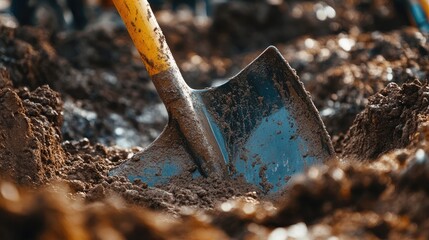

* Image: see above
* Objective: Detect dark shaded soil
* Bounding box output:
[0,1,428,239]
[210,0,408,55]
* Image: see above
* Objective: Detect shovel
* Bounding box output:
[110,0,335,193]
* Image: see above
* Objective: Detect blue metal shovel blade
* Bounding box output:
[110,46,334,194]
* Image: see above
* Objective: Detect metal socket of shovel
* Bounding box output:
[110,0,335,194]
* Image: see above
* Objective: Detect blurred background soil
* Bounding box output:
[0,0,428,239]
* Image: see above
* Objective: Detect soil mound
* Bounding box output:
[0,70,64,185]
[342,80,429,160]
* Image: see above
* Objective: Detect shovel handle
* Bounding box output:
[112,0,177,76]
[422,0,429,17]
[112,0,226,178]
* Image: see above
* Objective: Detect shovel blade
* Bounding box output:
[195,46,334,193]
[110,46,334,194]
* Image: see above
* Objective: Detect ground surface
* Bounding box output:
[0,0,429,239]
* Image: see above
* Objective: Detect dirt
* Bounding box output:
[342,80,429,160]
[0,0,428,239]
[0,69,65,185]
[209,0,408,55]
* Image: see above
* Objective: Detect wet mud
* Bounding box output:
[0,0,428,239]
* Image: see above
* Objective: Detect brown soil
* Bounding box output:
[342,80,429,160]
[0,1,428,239]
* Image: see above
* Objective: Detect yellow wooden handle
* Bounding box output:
[421,0,429,20]
[112,0,175,76]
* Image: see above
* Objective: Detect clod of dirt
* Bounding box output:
[342,80,429,160]
[0,70,65,185]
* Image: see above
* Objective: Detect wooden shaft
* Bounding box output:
[112,0,191,107]
[112,0,177,76]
